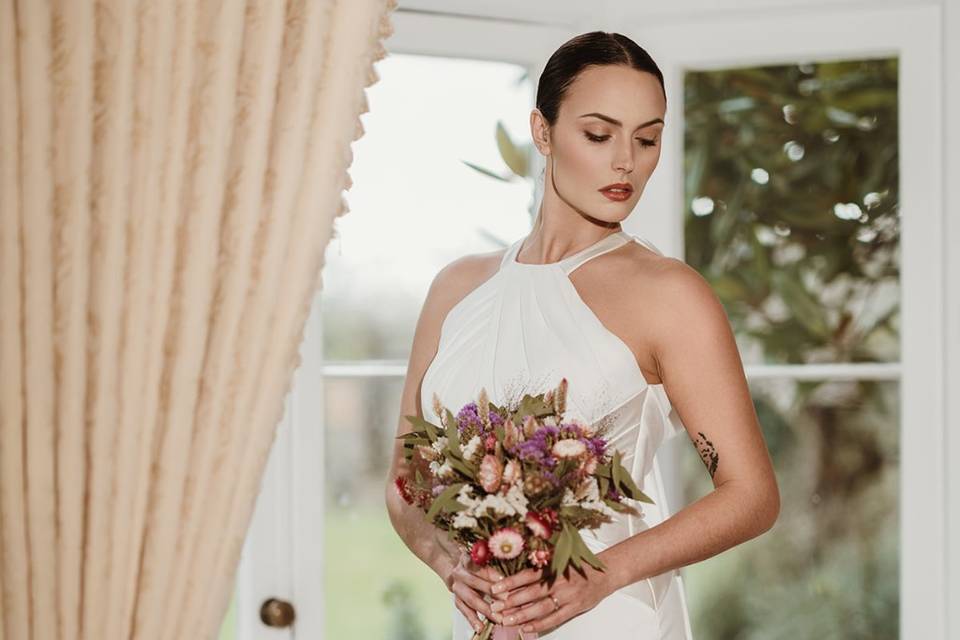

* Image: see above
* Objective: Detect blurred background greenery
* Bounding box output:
[218,53,900,640]
[680,58,899,640]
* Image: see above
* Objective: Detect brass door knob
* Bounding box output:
[260,598,296,628]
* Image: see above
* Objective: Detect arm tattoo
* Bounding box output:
[694,431,719,478]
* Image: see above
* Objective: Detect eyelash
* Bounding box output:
[584,132,657,147]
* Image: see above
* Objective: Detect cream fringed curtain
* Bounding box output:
[0,0,396,638]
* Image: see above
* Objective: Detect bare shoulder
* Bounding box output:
[618,243,732,350]
[428,246,507,312]
[600,240,729,357]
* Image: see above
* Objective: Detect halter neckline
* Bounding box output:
[508,229,631,271]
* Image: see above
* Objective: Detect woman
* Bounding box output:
[385,31,780,638]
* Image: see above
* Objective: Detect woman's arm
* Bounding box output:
[490,259,781,632]
[384,263,463,579]
[384,253,508,631]
[598,259,780,589]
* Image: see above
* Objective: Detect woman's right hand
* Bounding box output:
[442,549,505,632]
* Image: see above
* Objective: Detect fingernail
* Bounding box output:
[522,625,534,632]
[491,601,505,612]
[491,584,501,593]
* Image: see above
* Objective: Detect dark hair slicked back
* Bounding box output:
[536,31,666,127]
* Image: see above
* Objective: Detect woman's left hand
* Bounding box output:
[487,561,614,634]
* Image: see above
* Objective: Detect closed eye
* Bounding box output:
[584,132,657,147]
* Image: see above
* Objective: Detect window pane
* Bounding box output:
[681,378,899,638]
[322,53,536,638]
[683,59,900,365]
[321,53,535,361]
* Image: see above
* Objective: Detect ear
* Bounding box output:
[530,109,551,155]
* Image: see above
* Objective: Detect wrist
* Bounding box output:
[430,544,457,589]
[595,549,629,595]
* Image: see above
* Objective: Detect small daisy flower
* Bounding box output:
[489,527,524,560]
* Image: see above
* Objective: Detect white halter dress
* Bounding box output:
[421,229,694,639]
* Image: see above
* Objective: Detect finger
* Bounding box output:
[520,603,570,634]
[454,596,485,634]
[490,568,541,597]
[455,566,494,595]
[501,597,556,627]
[492,581,548,614]
[474,565,505,584]
[453,581,502,623]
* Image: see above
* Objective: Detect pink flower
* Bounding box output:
[502,460,521,488]
[479,454,503,493]
[579,454,599,475]
[503,418,519,450]
[540,508,559,529]
[525,511,553,539]
[489,527,525,560]
[528,548,552,568]
[470,539,491,566]
[484,434,498,452]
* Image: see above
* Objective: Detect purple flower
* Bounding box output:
[586,437,607,458]
[456,401,505,435]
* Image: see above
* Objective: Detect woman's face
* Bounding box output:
[532,64,666,224]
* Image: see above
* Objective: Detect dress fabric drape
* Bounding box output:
[421,230,695,639]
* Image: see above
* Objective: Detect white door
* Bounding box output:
[219,290,326,640]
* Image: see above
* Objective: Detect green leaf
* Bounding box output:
[447,456,475,479]
[445,409,463,458]
[426,482,466,522]
[570,530,606,571]
[496,121,529,178]
[551,524,573,574]
[460,159,511,183]
[404,414,440,441]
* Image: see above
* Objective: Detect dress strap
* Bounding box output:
[561,231,631,275]
[498,238,523,269]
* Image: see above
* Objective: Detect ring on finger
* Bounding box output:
[549,594,560,612]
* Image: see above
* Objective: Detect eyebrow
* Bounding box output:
[578,112,665,129]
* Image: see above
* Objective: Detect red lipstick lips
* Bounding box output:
[599,182,633,201]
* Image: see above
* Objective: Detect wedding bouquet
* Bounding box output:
[394,377,654,640]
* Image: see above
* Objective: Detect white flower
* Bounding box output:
[582,498,619,518]
[429,460,441,474]
[564,478,618,517]
[461,435,483,461]
[477,493,516,518]
[503,482,529,517]
[435,461,455,481]
[431,436,448,454]
[452,511,479,529]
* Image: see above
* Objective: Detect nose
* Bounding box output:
[613,139,634,175]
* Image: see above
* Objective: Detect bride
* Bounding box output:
[385,30,780,638]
